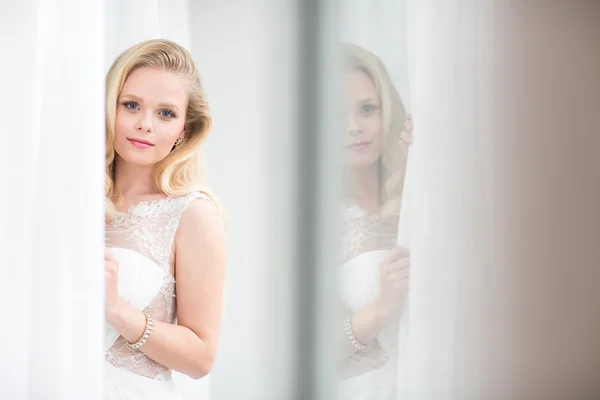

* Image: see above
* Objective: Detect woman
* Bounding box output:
[103,39,226,399]
[338,43,413,400]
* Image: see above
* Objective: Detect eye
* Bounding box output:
[159,109,176,119]
[122,101,139,111]
[360,104,379,114]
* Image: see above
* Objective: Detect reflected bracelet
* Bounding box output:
[127,312,154,351]
[344,314,367,352]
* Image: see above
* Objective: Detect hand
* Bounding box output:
[399,113,414,152]
[376,246,410,318]
[105,248,122,321]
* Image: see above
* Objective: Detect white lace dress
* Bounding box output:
[338,204,401,400]
[103,192,212,399]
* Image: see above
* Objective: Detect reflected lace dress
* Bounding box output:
[338,204,401,400]
[103,192,211,399]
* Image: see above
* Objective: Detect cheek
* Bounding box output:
[366,118,385,150]
[154,120,185,149]
[367,117,384,138]
[114,111,132,140]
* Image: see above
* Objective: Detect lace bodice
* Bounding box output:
[339,203,399,379]
[340,204,399,264]
[105,192,212,381]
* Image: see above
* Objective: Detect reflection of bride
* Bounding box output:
[338,43,412,400]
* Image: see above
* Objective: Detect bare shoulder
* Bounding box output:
[176,196,224,243]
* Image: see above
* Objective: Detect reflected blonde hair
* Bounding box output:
[105,39,226,224]
[343,43,409,218]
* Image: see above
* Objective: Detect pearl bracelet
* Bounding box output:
[344,314,367,352]
[127,312,154,351]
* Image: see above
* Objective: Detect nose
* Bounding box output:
[136,113,153,133]
[346,112,362,138]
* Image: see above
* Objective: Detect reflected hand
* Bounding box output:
[376,245,410,318]
[399,113,413,147]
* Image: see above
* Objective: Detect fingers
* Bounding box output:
[388,268,409,293]
[398,114,414,146]
[381,246,409,264]
[404,115,413,132]
[382,261,409,280]
[105,248,119,277]
[388,269,409,281]
[105,248,118,263]
[384,274,409,296]
[400,130,413,145]
[380,259,409,285]
[105,259,118,272]
[384,258,409,272]
[105,264,118,287]
[391,278,409,293]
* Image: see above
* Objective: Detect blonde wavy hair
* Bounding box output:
[343,43,409,218]
[105,39,226,224]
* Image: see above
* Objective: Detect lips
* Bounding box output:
[346,140,371,150]
[127,138,154,149]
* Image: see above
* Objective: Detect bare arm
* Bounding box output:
[351,299,398,345]
[107,199,226,379]
[340,246,409,359]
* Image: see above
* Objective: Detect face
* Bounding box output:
[343,70,384,168]
[114,67,187,167]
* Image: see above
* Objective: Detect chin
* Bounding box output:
[115,148,160,167]
[345,154,380,169]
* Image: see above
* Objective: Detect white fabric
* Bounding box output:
[104,363,182,400]
[0,1,106,399]
[104,192,209,386]
[104,0,192,70]
[397,2,498,398]
[103,192,214,399]
[104,248,166,351]
[387,1,502,397]
[339,0,497,398]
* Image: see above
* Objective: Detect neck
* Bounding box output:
[344,163,381,214]
[113,156,158,201]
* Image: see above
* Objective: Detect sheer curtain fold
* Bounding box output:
[2,1,196,398]
[104,0,192,70]
[400,1,498,397]
[1,0,105,399]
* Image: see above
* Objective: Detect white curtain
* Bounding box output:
[0,0,105,399]
[397,1,498,397]
[104,0,192,69]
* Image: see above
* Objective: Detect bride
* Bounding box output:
[103,39,226,399]
[338,43,412,400]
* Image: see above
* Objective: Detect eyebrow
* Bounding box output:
[358,97,379,104]
[119,93,183,113]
